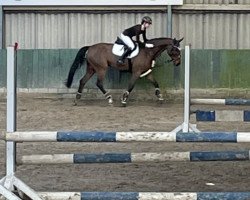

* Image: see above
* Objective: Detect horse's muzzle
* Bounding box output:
[168,58,180,66]
[175,62,181,66]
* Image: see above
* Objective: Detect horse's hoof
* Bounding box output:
[76,93,81,100]
[73,99,78,106]
[157,98,164,104]
[108,98,113,105]
[121,101,127,107]
[157,93,164,102]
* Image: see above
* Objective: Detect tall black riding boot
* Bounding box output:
[117,49,132,64]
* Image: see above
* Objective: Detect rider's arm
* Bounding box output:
[143,31,154,48]
[134,25,143,44]
[136,33,141,43]
[142,31,148,43]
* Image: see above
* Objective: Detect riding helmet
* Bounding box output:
[141,16,152,24]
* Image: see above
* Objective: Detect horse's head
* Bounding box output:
[146,37,183,66]
[167,45,181,66]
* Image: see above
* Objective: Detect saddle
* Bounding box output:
[112,37,139,58]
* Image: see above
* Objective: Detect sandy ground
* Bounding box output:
[0,93,250,194]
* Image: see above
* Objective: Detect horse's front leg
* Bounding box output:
[146,73,164,101]
[121,73,140,105]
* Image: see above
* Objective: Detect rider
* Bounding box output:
[117,16,153,64]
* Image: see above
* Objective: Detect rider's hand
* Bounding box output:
[138,41,145,48]
[145,43,154,48]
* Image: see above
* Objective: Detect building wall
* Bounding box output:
[173,13,250,49]
[4,12,167,49]
[3,3,250,49]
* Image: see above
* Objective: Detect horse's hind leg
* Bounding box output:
[74,66,95,105]
[121,73,140,105]
[96,71,113,105]
[146,73,164,101]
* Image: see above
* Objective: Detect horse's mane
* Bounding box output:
[147,37,174,46]
[148,37,172,41]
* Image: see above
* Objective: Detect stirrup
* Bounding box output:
[117,59,125,64]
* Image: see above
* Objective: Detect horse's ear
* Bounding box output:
[178,37,184,43]
[173,38,177,45]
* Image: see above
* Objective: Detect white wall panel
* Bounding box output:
[173,13,204,48]
[5,12,169,49]
[4,9,250,49]
[238,14,250,49]
[202,14,237,49]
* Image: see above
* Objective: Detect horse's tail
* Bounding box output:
[65,46,89,88]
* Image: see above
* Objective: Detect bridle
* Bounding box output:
[167,45,181,63]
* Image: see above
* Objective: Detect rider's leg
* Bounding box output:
[117,34,135,64]
[120,33,135,49]
[117,48,132,64]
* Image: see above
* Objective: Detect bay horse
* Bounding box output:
[65,37,183,105]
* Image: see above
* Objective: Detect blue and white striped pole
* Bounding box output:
[5,131,250,143]
[38,192,250,200]
[20,150,250,164]
[191,98,250,106]
[196,110,250,122]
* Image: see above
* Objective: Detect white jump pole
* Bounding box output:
[0,46,20,199]
[0,45,43,200]
[170,45,199,133]
[183,45,190,132]
[6,46,16,180]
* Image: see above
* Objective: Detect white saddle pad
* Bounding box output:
[112,44,139,58]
